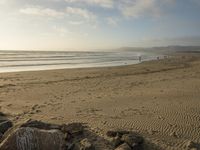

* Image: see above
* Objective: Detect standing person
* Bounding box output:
[139,56,142,62]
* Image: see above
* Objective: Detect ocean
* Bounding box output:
[0,50,162,73]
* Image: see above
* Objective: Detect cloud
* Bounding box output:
[19,5,96,23]
[20,6,64,18]
[65,7,96,20]
[18,0,176,21]
[64,0,176,19]
[19,5,97,28]
[65,0,114,8]
[119,0,175,18]
[65,7,97,28]
[121,0,157,18]
[19,6,96,20]
[65,6,97,28]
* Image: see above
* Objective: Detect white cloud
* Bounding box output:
[18,0,176,21]
[19,5,97,28]
[19,6,96,20]
[65,6,98,28]
[65,0,114,8]
[65,7,96,20]
[20,6,64,18]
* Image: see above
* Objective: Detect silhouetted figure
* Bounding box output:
[157,57,160,60]
[139,56,142,62]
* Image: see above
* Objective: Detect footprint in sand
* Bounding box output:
[147,129,159,135]
[76,108,102,117]
[28,104,42,115]
[6,104,12,107]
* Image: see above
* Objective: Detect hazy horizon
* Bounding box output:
[1,0,200,50]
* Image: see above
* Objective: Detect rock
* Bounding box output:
[110,136,122,148]
[186,140,200,150]
[64,132,72,141]
[0,120,13,134]
[106,131,118,137]
[0,119,8,123]
[65,142,75,150]
[79,138,94,150]
[61,123,84,136]
[0,127,66,150]
[106,130,130,138]
[115,143,132,150]
[72,138,94,150]
[21,119,61,130]
[0,132,3,140]
[121,133,144,149]
[0,112,7,117]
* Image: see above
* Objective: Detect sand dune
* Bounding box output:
[0,54,200,149]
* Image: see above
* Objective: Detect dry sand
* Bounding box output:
[0,54,200,149]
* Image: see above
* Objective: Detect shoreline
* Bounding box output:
[0,54,200,149]
[0,55,168,74]
[0,50,165,74]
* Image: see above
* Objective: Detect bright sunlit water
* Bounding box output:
[0,50,163,73]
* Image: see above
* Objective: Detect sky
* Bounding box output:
[0,0,200,50]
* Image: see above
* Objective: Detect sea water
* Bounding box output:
[0,50,162,73]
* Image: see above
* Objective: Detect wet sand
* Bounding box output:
[0,54,200,149]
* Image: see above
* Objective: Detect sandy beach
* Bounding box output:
[0,54,200,149]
